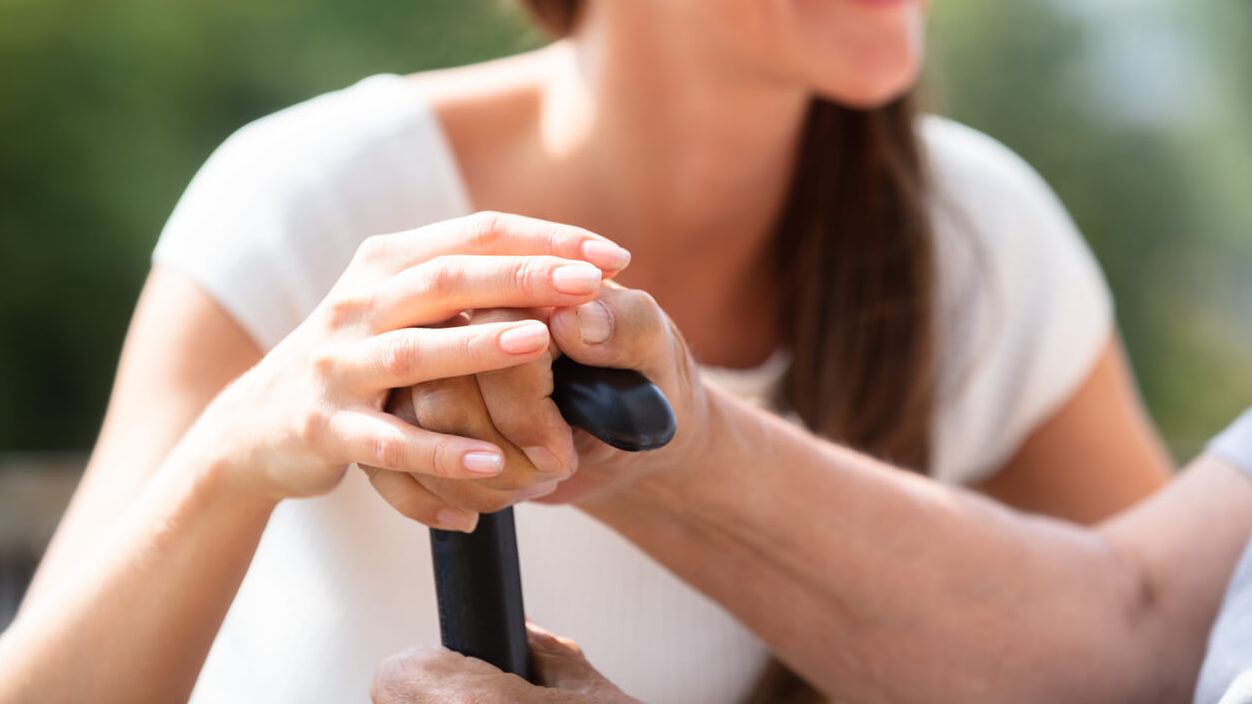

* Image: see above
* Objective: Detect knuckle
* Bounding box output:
[373,652,405,681]
[556,635,584,656]
[355,234,390,265]
[373,433,408,469]
[621,290,668,351]
[417,258,464,300]
[379,336,419,379]
[370,655,418,704]
[491,414,536,447]
[512,258,543,297]
[465,211,506,247]
[459,328,488,365]
[412,381,479,435]
[559,453,579,481]
[543,223,586,254]
[323,294,368,329]
[308,346,338,380]
[298,406,333,448]
[429,437,459,477]
[626,289,662,321]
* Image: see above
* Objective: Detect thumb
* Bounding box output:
[526,624,606,690]
[549,286,676,384]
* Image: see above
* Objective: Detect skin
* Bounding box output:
[0,214,632,702]
[411,0,1171,519]
[371,625,639,704]
[7,0,1176,700]
[381,287,1252,703]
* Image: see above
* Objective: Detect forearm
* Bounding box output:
[0,422,276,704]
[586,386,1179,703]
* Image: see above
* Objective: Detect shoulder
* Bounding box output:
[920,116,1043,188]
[918,117,1115,484]
[188,74,469,233]
[919,116,1078,245]
[154,75,470,350]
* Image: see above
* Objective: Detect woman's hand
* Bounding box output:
[191,212,632,513]
[390,284,711,515]
[384,308,573,525]
[370,625,640,704]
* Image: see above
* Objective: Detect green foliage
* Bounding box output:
[0,0,1247,452]
[0,0,535,449]
[929,2,1252,453]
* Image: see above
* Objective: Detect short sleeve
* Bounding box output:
[153,75,471,351]
[923,117,1115,484]
[1209,409,1252,478]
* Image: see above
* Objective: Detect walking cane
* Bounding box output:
[430,356,677,681]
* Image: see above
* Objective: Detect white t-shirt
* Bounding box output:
[154,74,1112,703]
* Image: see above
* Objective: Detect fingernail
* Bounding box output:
[499,322,549,355]
[582,240,632,270]
[463,450,504,475]
[576,301,612,344]
[523,446,563,475]
[552,263,603,295]
[436,508,479,533]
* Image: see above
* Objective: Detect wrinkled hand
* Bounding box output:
[383,308,573,531]
[391,283,709,518]
[544,285,709,501]
[193,212,630,506]
[371,625,640,704]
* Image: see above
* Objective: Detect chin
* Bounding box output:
[810,53,922,109]
[818,71,918,109]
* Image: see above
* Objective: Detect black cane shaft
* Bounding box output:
[429,360,675,682]
[430,508,531,679]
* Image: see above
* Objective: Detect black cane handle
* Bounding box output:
[430,358,677,680]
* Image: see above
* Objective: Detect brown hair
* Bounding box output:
[520,1,936,700]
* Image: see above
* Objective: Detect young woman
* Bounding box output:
[14,0,1172,701]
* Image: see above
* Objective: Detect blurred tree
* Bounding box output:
[0,0,536,450]
[928,1,1252,454]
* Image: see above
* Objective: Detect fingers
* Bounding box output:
[372,255,606,330]
[327,410,506,480]
[341,320,552,390]
[526,624,611,692]
[371,647,523,704]
[472,310,577,480]
[548,286,675,381]
[362,466,479,532]
[364,212,631,277]
[394,376,557,513]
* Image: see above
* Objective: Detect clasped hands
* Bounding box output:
[197,211,707,529]
[185,212,696,702]
[380,283,698,531]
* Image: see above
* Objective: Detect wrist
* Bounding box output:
[585,380,738,518]
[170,397,285,515]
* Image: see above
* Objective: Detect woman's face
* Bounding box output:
[664,0,927,107]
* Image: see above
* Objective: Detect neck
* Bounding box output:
[537,3,810,271]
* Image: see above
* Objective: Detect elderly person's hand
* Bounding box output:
[371,625,640,704]
[386,283,712,521]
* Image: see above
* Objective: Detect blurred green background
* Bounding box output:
[0,0,1249,458]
